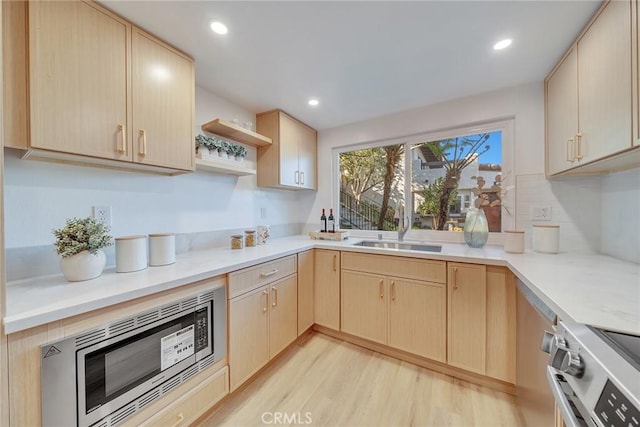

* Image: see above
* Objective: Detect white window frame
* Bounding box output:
[332,118,515,244]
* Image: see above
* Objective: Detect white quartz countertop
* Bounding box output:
[5,235,639,335]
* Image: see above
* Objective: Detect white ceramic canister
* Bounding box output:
[115,235,148,272]
[257,225,270,245]
[503,230,525,254]
[532,225,560,254]
[148,233,176,266]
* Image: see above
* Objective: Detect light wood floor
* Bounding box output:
[198,332,524,427]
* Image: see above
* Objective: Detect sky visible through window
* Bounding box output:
[477,131,502,164]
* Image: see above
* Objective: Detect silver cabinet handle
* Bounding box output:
[272,286,278,307]
[453,267,458,290]
[260,269,279,278]
[379,279,384,299]
[294,171,299,184]
[262,289,269,312]
[300,171,305,185]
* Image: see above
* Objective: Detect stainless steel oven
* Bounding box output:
[41,285,226,427]
[542,321,640,427]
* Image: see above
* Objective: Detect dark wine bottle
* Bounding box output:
[320,209,327,232]
[328,209,335,233]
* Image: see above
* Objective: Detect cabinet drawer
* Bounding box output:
[140,366,229,427]
[342,252,446,283]
[229,255,297,298]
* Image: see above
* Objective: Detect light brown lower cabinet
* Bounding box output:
[138,366,229,427]
[297,250,314,335]
[314,249,340,330]
[228,274,298,391]
[448,262,516,383]
[341,270,447,362]
[340,253,447,363]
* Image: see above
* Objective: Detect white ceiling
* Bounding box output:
[101,1,602,131]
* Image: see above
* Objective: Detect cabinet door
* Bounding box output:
[635,0,640,147]
[314,250,340,330]
[138,366,228,427]
[132,28,194,171]
[388,278,446,362]
[546,46,579,175]
[229,286,269,391]
[279,113,300,187]
[447,263,486,375]
[3,0,29,149]
[269,274,298,358]
[340,270,387,344]
[578,0,632,161]
[297,250,314,335]
[486,266,516,383]
[29,1,129,160]
[297,123,317,190]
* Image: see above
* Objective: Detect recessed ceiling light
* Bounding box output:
[493,39,512,50]
[308,99,319,106]
[210,21,228,35]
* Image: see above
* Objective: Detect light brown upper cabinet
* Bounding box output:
[546,0,638,176]
[256,110,317,190]
[4,1,194,174]
[131,27,194,170]
[634,0,640,147]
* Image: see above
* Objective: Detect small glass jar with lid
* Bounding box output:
[230,235,244,250]
[244,230,256,247]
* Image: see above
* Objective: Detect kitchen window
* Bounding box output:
[334,120,514,237]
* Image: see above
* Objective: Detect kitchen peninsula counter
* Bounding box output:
[5,235,639,335]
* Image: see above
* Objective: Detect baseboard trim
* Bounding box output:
[313,325,516,395]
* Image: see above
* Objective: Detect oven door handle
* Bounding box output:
[546,366,583,427]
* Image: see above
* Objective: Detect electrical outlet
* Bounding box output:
[260,207,267,219]
[531,205,551,221]
[93,206,112,227]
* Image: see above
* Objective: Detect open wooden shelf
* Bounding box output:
[195,154,256,176]
[201,118,272,147]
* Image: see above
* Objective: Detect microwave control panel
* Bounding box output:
[195,306,210,352]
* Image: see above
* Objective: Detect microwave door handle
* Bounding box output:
[546,366,582,427]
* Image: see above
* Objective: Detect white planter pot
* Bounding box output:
[60,250,107,282]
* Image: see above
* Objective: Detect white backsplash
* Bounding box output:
[601,168,640,264]
[515,173,602,253]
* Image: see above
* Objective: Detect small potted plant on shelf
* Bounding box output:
[53,217,113,282]
[220,141,233,159]
[210,138,223,157]
[195,134,207,155]
[235,145,248,161]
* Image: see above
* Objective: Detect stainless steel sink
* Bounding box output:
[353,240,442,252]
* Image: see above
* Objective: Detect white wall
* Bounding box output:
[601,168,640,264]
[3,86,316,249]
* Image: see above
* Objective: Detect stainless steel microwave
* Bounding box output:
[41,285,226,427]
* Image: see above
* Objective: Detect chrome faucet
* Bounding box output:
[397,205,410,242]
